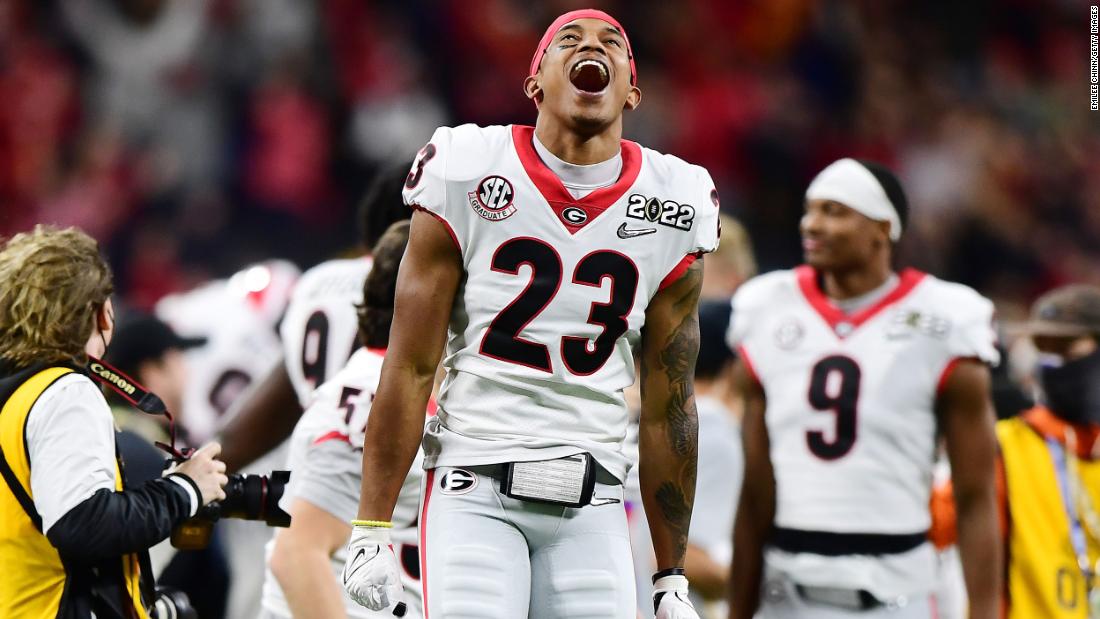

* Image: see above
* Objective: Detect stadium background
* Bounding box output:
[2,0,1098,321]
[1,1,1098,617]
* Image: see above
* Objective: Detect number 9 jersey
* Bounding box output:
[280,257,372,407]
[727,266,1000,599]
[405,124,720,481]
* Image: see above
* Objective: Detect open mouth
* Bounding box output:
[569,59,610,94]
[802,238,826,252]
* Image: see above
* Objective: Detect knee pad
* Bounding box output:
[434,544,518,618]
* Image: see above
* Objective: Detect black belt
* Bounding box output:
[794,584,885,611]
[771,527,928,556]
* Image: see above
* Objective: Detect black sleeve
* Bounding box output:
[46,476,194,564]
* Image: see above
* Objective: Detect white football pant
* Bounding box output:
[418,465,635,619]
[757,567,937,619]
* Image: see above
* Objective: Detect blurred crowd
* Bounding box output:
[2,0,1098,319]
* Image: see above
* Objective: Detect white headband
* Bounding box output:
[805,158,902,241]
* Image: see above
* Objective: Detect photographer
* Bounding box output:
[0,225,228,619]
[931,284,1100,617]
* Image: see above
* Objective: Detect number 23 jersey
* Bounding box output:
[727,267,999,593]
[405,124,720,481]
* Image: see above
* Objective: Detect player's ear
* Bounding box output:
[523,75,543,105]
[873,220,892,249]
[624,85,641,111]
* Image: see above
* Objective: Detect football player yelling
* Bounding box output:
[343,9,717,619]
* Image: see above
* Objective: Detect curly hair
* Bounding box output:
[357,221,411,349]
[0,225,114,367]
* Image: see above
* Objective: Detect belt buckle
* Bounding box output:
[500,453,596,508]
[795,584,884,611]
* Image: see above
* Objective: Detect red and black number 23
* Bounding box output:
[480,237,639,376]
[406,143,437,190]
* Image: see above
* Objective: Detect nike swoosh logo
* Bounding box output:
[617,223,657,239]
[342,547,378,584]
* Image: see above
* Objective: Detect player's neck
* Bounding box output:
[533,117,622,165]
[820,262,894,301]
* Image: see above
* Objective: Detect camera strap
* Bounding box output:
[86,357,193,461]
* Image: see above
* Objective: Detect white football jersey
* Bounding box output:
[156,261,299,443]
[280,257,372,406]
[727,266,999,598]
[262,347,424,618]
[407,124,720,481]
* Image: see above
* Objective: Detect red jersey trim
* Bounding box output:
[510,125,642,235]
[312,430,351,446]
[935,356,977,395]
[410,204,461,252]
[736,345,761,386]
[658,253,698,291]
[419,468,435,618]
[794,266,927,338]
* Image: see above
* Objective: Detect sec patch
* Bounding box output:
[468,176,517,222]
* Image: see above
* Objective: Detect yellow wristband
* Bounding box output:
[351,519,393,528]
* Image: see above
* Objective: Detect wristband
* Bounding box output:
[351,519,393,528]
[652,567,685,583]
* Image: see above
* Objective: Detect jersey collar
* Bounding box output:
[511,125,642,235]
[795,266,926,338]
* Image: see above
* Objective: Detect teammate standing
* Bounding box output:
[342,9,719,618]
[262,222,424,619]
[727,159,1001,618]
[217,161,412,473]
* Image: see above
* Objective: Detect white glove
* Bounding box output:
[653,573,700,619]
[342,523,407,616]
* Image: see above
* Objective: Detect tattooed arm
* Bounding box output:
[639,259,704,570]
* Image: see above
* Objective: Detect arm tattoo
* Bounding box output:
[656,481,692,560]
[653,263,702,561]
[659,264,702,458]
[659,309,700,457]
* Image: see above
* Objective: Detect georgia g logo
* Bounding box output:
[561,206,588,225]
[440,469,478,495]
[468,175,517,222]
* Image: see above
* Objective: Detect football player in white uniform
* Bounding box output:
[727,159,1001,618]
[217,162,412,472]
[262,222,425,619]
[342,9,719,619]
[155,260,299,445]
[155,259,299,619]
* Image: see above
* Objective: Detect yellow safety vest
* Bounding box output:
[999,414,1100,619]
[0,367,148,619]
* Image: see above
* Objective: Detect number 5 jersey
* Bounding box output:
[404,124,720,481]
[727,266,1000,599]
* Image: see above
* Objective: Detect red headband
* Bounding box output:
[529,9,637,86]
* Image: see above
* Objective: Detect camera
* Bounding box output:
[152,587,197,619]
[171,471,291,550]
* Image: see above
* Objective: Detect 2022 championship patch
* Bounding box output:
[625,193,695,231]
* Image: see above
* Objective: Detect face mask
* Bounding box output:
[1039,348,1100,425]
